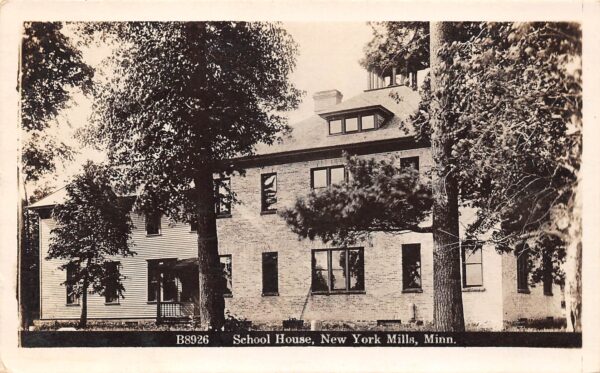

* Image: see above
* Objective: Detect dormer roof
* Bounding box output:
[252,85,420,157]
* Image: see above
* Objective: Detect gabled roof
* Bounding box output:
[27,187,68,209]
[253,85,420,156]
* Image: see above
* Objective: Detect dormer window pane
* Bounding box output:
[361,115,375,130]
[329,119,342,134]
[330,166,345,185]
[345,117,358,132]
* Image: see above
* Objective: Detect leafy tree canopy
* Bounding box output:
[286,22,581,286]
[360,22,430,76]
[47,161,135,300]
[20,22,94,181]
[421,22,581,283]
[81,22,302,219]
[21,22,93,132]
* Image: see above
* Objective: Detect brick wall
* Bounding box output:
[501,254,564,322]
[39,144,524,328]
[218,147,438,323]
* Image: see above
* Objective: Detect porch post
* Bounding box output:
[156,274,162,324]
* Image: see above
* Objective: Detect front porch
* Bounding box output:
[153,258,199,323]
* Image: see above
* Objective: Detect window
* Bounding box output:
[220,255,232,296]
[66,263,79,305]
[517,248,530,293]
[361,115,375,130]
[262,252,279,295]
[462,245,483,287]
[215,178,231,217]
[330,167,345,185]
[145,211,161,235]
[345,117,359,132]
[311,166,346,189]
[329,119,343,134]
[147,259,178,302]
[400,156,420,172]
[543,252,553,296]
[261,173,277,213]
[328,113,380,135]
[311,248,364,293]
[402,244,422,290]
[190,215,197,232]
[104,261,120,304]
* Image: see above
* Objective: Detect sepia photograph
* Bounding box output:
[1,1,599,371]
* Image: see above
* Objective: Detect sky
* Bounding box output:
[35,22,375,191]
[283,22,373,123]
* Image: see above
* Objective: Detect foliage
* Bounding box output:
[360,22,429,76]
[75,22,302,329]
[415,22,581,285]
[286,22,581,290]
[283,154,432,246]
[80,22,302,219]
[20,22,93,181]
[47,161,135,305]
[22,132,75,182]
[222,311,252,332]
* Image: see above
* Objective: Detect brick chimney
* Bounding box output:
[313,90,343,113]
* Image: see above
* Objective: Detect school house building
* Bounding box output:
[30,71,564,330]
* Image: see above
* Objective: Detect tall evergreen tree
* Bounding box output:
[82,22,302,329]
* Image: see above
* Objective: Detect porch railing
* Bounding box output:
[158,302,195,320]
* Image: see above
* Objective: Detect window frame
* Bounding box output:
[104,261,121,305]
[260,173,278,214]
[401,244,422,292]
[360,114,376,131]
[311,247,365,295]
[219,254,233,297]
[145,211,161,236]
[344,116,359,133]
[400,156,420,172]
[261,252,279,296]
[517,249,530,294]
[215,178,232,218]
[328,119,343,135]
[65,263,80,306]
[310,165,347,189]
[327,112,380,135]
[462,245,484,288]
[542,252,553,296]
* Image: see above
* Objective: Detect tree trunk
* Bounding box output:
[429,22,465,332]
[78,279,88,329]
[565,183,582,332]
[194,170,225,331]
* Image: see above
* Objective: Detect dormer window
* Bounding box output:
[327,112,384,135]
[329,119,343,134]
[361,115,375,130]
[321,105,392,136]
[345,117,358,132]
